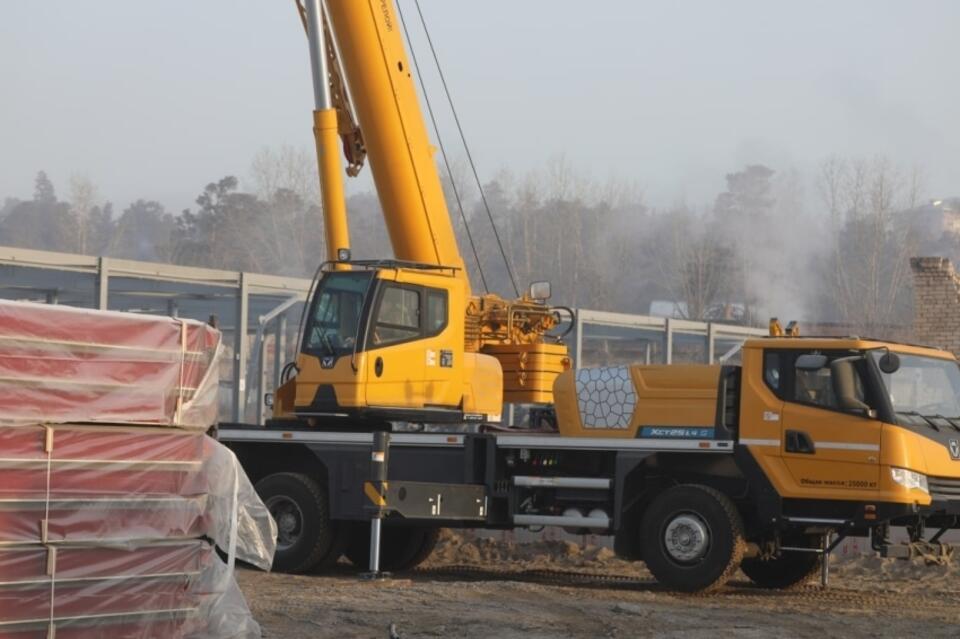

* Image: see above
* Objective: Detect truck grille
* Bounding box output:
[928,475,960,500]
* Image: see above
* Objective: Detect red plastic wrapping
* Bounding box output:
[0,301,221,429]
[0,425,208,544]
[0,302,275,638]
[0,540,260,639]
[0,425,277,638]
[0,425,275,561]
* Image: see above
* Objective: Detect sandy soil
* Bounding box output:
[237,531,960,639]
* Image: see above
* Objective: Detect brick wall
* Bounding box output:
[910,257,960,356]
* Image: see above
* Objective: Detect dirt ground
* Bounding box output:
[237,531,960,639]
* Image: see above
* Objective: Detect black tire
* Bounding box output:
[640,484,746,592]
[740,535,821,589]
[405,527,441,569]
[344,524,432,572]
[256,472,334,573]
[312,520,349,572]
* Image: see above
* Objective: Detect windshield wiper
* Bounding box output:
[319,330,336,356]
[897,411,940,431]
[930,413,960,432]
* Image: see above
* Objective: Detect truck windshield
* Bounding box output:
[304,271,373,356]
[871,351,960,420]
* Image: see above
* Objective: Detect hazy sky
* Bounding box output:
[1,1,958,214]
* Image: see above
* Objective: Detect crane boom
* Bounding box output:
[303,0,350,267]
[324,0,468,286]
[276,0,570,430]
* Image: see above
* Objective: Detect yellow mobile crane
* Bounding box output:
[270,0,570,430]
[220,1,960,591]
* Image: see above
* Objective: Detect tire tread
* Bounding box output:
[641,483,746,593]
[257,472,333,574]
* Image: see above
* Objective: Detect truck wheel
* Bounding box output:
[344,525,435,572]
[256,472,334,573]
[404,527,441,569]
[640,484,746,592]
[740,535,821,589]
[312,520,349,572]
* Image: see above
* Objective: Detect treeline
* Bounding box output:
[1,148,956,335]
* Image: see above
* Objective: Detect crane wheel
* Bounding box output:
[311,520,350,572]
[640,484,746,592]
[344,525,438,572]
[405,527,442,569]
[256,472,335,573]
[740,534,821,589]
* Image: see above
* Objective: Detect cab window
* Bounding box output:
[763,352,781,391]
[372,286,420,346]
[794,363,865,410]
[763,349,868,412]
[426,290,448,333]
[304,271,371,355]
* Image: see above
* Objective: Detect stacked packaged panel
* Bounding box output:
[0,301,276,639]
[0,300,221,428]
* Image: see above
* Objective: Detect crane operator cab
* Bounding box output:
[271,260,570,431]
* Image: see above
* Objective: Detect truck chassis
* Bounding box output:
[219,425,953,591]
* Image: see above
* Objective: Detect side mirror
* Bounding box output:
[795,353,828,371]
[878,352,901,374]
[528,281,552,301]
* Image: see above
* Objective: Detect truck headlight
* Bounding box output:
[890,467,929,493]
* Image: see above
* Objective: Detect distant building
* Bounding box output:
[910,257,960,357]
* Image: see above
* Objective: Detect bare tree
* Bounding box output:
[816,155,922,335]
[69,175,99,254]
[248,146,325,276]
[653,208,742,321]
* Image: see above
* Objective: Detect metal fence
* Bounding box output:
[571,309,767,368]
[0,246,767,426]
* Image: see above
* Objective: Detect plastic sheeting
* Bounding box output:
[0,300,221,429]
[0,424,277,638]
[0,540,260,639]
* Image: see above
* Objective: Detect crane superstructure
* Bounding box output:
[272,0,570,429]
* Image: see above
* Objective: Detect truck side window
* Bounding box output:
[764,353,781,392]
[425,290,447,335]
[794,367,837,408]
[373,285,420,345]
[793,356,866,411]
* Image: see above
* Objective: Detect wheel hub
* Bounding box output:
[663,514,710,563]
[266,496,304,551]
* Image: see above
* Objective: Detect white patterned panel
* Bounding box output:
[575,367,637,429]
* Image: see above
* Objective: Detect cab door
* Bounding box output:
[364,283,426,408]
[778,351,882,498]
[420,287,463,408]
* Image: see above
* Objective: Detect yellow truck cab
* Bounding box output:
[739,337,960,534]
[272,261,504,428]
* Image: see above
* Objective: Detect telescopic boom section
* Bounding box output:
[324,0,469,289]
[304,0,351,268]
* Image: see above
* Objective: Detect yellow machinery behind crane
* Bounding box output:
[272,0,570,429]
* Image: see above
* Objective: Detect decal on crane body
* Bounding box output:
[640,426,715,439]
